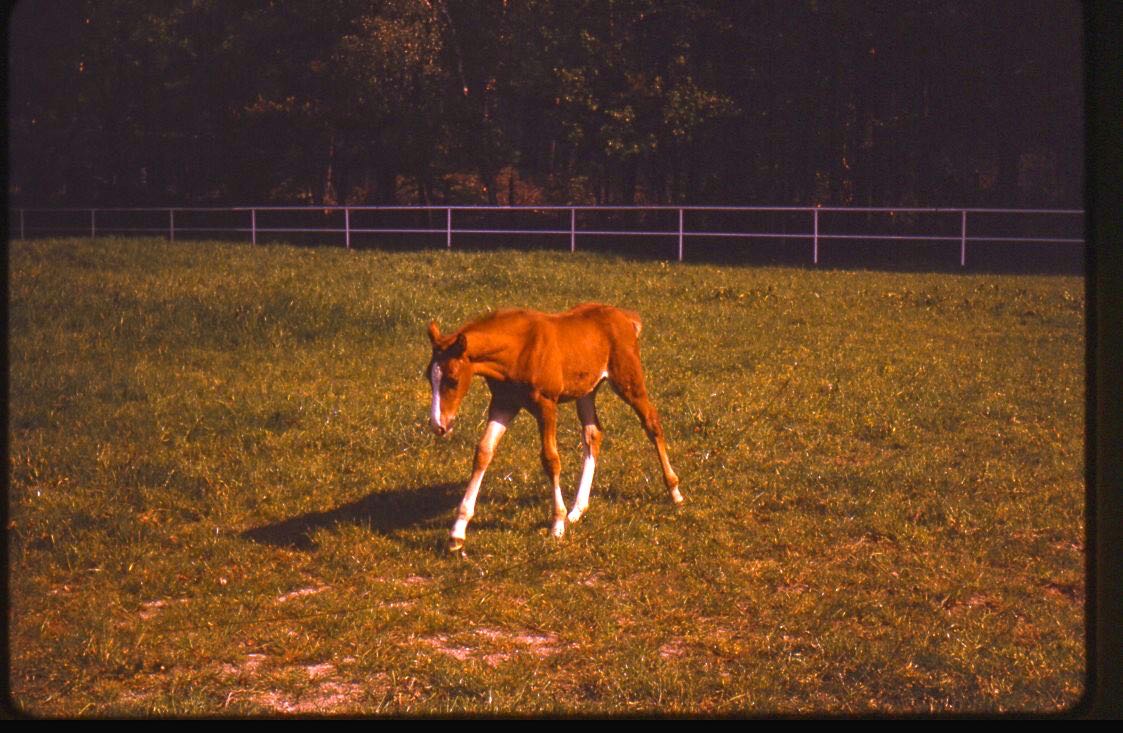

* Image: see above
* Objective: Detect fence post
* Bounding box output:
[169,209,175,242]
[960,210,967,267]
[812,208,819,264]
[677,208,684,262]
[570,208,576,253]
[446,207,452,249]
[91,209,97,240]
[345,207,351,250]
[251,209,257,245]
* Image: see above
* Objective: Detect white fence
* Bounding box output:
[11,205,1084,267]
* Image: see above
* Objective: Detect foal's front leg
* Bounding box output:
[450,400,518,552]
[530,396,567,538]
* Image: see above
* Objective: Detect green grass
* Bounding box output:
[8,237,1085,715]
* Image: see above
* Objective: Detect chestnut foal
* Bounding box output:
[426,303,684,551]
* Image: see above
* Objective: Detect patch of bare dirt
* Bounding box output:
[659,640,687,659]
[422,627,562,666]
[215,655,385,714]
[236,680,368,714]
[137,597,192,620]
[276,585,328,604]
[421,635,474,661]
[303,662,336,679]
[579,572,603,587]
[219,652,269,679]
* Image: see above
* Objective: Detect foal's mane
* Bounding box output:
[455,307,518,334]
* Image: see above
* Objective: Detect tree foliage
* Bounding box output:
[8,0,1083,207]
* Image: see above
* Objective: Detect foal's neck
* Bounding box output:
[463,324,518,382]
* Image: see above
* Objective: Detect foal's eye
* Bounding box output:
[444,377,459,389]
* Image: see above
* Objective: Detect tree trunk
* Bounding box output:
[377,166,397,204]
[321,134,337,206]
[621,157,638,205]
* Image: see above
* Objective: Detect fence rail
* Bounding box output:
[11,205,1084,267]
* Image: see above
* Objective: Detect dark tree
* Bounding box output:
[7,0,1083,208]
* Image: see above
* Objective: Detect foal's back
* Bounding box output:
[472,304,642,400]
[471,303,639,348]
[544,303,638,348]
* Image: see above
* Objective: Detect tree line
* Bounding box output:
[8,0,1083,208]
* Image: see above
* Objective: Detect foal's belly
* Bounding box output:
[560,369,610,401]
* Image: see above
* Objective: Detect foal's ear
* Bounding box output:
[427,320,441,346]
[451,332,468,356]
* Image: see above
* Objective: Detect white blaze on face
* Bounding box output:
[430,363,443,431]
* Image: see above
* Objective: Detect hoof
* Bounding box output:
[670,486,685,506]
[448,536,465,553]
[567,506,587,524]
[550,520,567,539]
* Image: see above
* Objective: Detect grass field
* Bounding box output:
[8,237,1085,715]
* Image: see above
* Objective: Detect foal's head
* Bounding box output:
[426,321,472,436]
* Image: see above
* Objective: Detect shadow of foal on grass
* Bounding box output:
[240,483,463,551]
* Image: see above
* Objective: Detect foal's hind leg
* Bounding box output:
[609,359,684,506]
[567,393,603,524]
